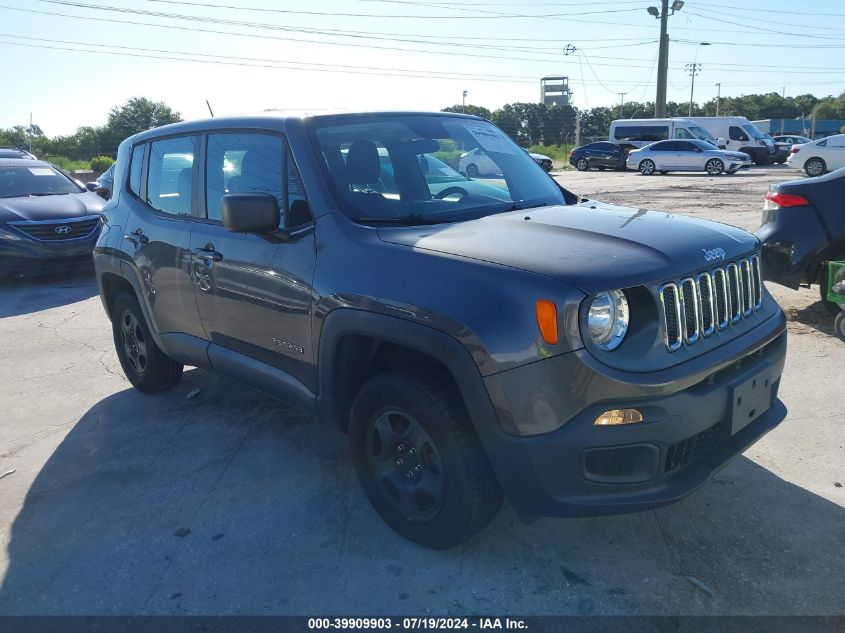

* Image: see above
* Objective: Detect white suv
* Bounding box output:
[787,134,845,176]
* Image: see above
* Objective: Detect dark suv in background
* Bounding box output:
[94,112,788,548]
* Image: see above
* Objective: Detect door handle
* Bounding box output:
[191,246,223,262]
[123,229,149,245]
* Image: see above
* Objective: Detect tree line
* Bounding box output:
[444,91,845,145]
[0,97,181,169]
[2,91,843,166]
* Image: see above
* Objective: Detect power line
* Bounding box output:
[42,0,642,20]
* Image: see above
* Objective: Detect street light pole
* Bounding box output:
[686,42,709,116]
[654,0,669,118]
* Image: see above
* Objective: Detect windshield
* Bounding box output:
[692,140,719,151]
[0,165,83,198]
[311,115,566,224]
[689,125,717,143]
[742,124,765,140]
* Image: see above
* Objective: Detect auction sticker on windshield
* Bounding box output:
[28,168,55,176]
[463,124,518,154]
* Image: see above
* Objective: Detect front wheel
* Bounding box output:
[349,370,503,549]
[639,159,656,175]
[805,158,826,177]
[111,292,183,393]
[705,158,725,175]
[465,163,479,178]
[575,158,589,171]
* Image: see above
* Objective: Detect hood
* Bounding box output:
[0,191,105,223]
[529,152,551,161]
[378,201,758,293]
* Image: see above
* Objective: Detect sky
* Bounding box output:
[1,0,845,136]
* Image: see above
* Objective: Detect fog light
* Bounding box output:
[593,408,644,426]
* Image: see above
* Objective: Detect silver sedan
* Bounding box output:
[626,139,752,175]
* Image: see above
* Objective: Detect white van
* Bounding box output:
[687,117,776,164]
[609,117,723,152]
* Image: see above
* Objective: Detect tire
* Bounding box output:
[111,292,183,393]
[835,312,845,343]
[820,271,842,316]
[597,166,606,171]
[705,158,725,175]
[575,158,589,171]
[465,163,479,178]
[349,369,503,549]
[658,171,667,175]
[639,159,656,175]
[805,158,826,177]
[776,159,786,165]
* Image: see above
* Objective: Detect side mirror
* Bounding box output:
[85,182,98,192]
[221,193,280,234]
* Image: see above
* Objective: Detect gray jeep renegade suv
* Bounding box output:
[94,112,787,549]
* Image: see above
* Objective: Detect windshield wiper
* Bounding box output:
[357,214,447,226]
[29,192,70,197]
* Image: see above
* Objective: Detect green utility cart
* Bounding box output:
[827,260,845,342]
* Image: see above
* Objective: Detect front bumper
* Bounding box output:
[478,312,787,517]
[0,230,100,278]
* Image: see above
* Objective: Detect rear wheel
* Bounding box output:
[575,158,589,171]
[820,269,842,316]
[465,163,479,178]
[705,158,725,175]
[835,312,845,343]
[805,158,826,177]
[111,292,183,393]
[639,159,656,176]
[349,370,503,549]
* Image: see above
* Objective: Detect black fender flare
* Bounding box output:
[315,309,500,438]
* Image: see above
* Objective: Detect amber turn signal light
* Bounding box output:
[536,299,558,345]
[593,409,644,426]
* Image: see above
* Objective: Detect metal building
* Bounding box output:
[540,76,572,107]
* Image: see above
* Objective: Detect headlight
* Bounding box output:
[0,226,21,241]
[587,290,629,351]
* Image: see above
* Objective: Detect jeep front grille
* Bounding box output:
[659,255,762,352]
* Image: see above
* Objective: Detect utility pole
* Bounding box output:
[462,90,468,113]
[28,112,33,153]
[650,0,684,118]
[655,0,670,118]
[715,82,721,116]
[685,63,701,116]
[575,110,582,148]
[618,92,627,119]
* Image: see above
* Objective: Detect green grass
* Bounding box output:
[525,144,573,161]
[43,156,92,171]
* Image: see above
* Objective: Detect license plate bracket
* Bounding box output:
[731,371,772,435]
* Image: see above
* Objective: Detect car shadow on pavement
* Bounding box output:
[0,270,97,318]
[1,369,843,616]
[783,299,839,337]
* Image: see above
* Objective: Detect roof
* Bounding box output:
[131,110,485,143]
[0,158,52,167]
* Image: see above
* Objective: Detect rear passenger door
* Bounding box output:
[123,135,205,340]
[189,131,318,390]
[823,135,845,170]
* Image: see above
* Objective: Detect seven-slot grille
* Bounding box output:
[9,216,100,241]
[659,255,763,351]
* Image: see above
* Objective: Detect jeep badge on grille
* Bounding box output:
[702,247,726,262]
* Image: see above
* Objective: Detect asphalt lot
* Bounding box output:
[0,164,843,616]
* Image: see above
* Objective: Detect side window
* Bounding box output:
[729,126,748,142]
[146,136,195,216]
[129,143,145,197]
[828,136,845,147]
[675,128,694,139]
[206,132,284,223]
[818,139,827,147]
